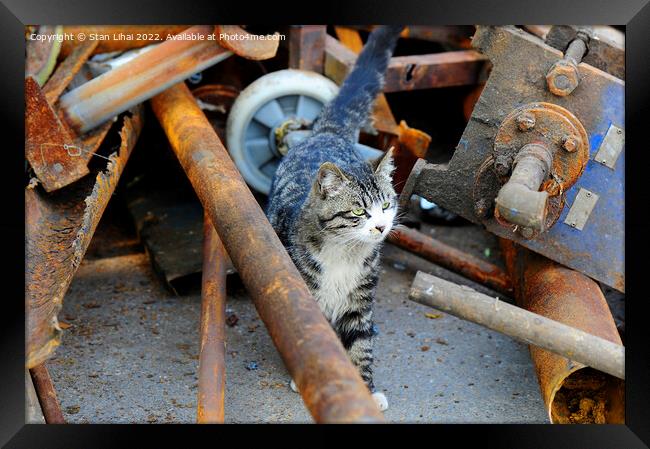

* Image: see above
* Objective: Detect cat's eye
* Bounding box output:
[352,208,365,216]
[382,201,390,210]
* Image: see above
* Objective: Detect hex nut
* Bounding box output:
[546,60,580,96]
[494,155,512,177]
[516,112,536,131]
[474,198,492,218]
[520,227,535,239]
[562,134,581,152]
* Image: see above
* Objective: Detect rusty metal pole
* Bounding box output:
[59,25,232,134]
[29,363,65,424]
[500,239,624,424]
[197,213,227,423]
[410,271,624,379]
[388,226,512,296]
[151,83,383,423]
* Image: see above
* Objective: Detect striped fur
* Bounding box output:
[266,26,404,400]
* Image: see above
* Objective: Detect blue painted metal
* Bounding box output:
[412,26,625,291]
[516,82,624,291]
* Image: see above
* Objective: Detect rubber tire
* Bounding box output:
[226,69,339,194]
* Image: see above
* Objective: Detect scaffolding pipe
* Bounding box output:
[409,271,624,379]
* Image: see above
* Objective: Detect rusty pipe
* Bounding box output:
[501,240,624,424]
[410,271,624,379]
[151,83,383,423]
[29,363,65,424]
[388,226,512,296]
[495,143,553,231]
[59,25,232,134]
[197,213,227,423]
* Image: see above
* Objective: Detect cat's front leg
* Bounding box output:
[337,313,389,412]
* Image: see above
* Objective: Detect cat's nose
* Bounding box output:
[375,225,386,234]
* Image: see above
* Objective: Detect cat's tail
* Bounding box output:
[312,25,404,140]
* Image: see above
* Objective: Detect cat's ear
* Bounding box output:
[373,147,395,181]
[317,162,348,198]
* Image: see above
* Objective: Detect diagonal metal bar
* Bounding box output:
[151,83,383,423]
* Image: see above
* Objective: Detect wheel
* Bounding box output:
[226,69,339,194]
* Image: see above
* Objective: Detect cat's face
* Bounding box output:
[311,149,397,245]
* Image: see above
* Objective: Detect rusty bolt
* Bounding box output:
[494,155,511,177]
[520,227,535,239]
[474,198,492,219]
[516,112,536,131]
[546,60,580,96]
[562,134,581,152]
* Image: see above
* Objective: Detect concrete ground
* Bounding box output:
[47,212,550,423]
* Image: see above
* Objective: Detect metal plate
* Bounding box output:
[593,124,624,169]
[563,188,599,231]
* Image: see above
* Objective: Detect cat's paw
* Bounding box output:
[290,379,299,393]
[372,391,388,411]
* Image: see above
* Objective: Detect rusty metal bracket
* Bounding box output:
[289,25,327,72]
[324,34,487,93]
[26,76,90,192]
[26,106,144,368]
[487,102,590,235]
[25,38,121,192]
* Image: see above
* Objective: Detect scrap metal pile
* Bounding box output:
[25,24,624,424]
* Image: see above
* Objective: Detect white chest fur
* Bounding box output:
[313,241,374,324]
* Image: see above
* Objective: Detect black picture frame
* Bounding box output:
[2,0,649,447]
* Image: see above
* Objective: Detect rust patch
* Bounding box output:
[25,76,90,192]
[26,106,144,368]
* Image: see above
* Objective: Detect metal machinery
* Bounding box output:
[405,25,624,293]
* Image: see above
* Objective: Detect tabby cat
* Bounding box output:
[266,25,404,412]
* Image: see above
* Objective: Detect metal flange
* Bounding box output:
[493,102,589,195]
[473,102,588,237]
